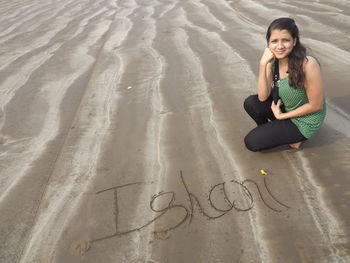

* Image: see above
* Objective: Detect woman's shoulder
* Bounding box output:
[303,55,321,71]
[304,53,321,66]
[303,54,322,80]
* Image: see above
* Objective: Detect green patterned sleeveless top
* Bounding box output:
[274,55,326,138]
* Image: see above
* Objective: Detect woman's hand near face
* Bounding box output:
[260,48,275,65]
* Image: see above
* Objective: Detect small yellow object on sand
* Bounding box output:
[260,169,267,175]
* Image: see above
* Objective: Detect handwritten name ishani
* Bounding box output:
[91,171,290,244]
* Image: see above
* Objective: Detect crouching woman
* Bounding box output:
[243,17,326,152]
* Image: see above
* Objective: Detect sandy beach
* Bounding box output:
[0,0,349,262]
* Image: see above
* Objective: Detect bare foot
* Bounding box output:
[289,142,303,149]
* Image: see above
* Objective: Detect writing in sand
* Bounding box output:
[91,170,290,244]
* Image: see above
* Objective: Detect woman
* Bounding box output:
[243,17,326,152]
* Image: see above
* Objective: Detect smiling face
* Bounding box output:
[268,29,296,60]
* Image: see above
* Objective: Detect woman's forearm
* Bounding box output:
[257,62,271,101]
[278,102,323,120]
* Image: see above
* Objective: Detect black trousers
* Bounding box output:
[243,95,306,152]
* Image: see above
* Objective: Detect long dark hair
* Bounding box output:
[266,18,307,89]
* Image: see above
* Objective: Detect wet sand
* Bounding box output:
[0,0,349,262]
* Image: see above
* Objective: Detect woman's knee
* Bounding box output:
[243,95,259,113]
[244,133,260,152]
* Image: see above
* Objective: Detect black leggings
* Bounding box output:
[243,95,306,152]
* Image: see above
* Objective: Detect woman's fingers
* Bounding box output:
[260,48,275,64]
